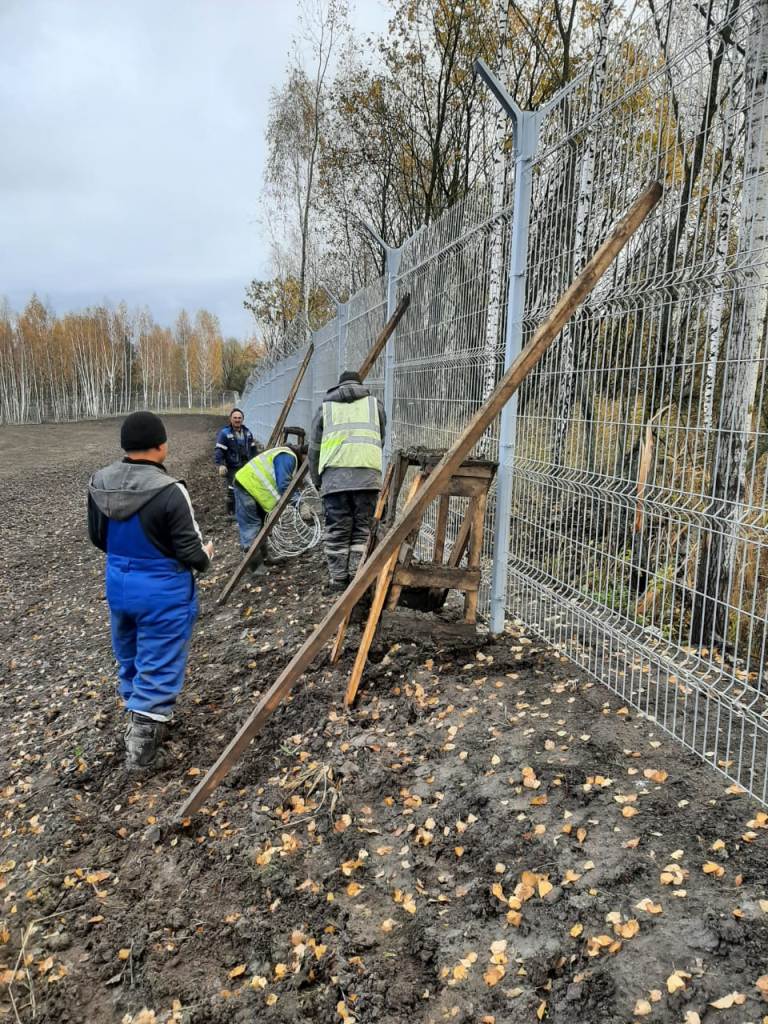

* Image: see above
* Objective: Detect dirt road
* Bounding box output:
[1,417,767,1024]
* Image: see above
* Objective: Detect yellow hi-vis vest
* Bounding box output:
[318,395,382,475]
[234,447,297,513]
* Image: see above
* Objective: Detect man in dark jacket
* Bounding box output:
[88,411,213,769]
[309,371,386,592]
[214,408,259,515]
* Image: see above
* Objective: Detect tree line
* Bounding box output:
[245,0,611,356]
[0,295,263,425]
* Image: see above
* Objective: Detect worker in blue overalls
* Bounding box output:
[88,412,213,769]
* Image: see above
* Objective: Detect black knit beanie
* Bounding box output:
[338,370,362,385]
[120,411,168,451]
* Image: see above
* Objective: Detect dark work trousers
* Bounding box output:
[225,467,237,514]
[233,484,265,565]
[322,490,378,584]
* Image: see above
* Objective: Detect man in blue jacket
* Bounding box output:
[214,408,259,515]
[88,411,214,769]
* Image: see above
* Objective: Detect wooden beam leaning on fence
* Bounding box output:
[179,181,662,820]
[265,342,315,450]
[216,294,412,607]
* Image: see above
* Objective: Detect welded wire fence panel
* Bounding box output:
[311,318,341,417]
[239,0,768,803]
[506,0,768,802]
[393,182,513,614]
[345,276,388,405]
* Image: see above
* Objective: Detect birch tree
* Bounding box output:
[691,0,768,646]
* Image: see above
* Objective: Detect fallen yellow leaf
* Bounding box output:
[570,923,583,938]
[634,999,652,1016]
[667,972,687,994]
[483,965,505,986]
[616,919,640,939]
[117,948,131,961]
[228,964,246,979]
[702,861,725,878]
[635,898,663,915]
[709,992,745,1009]
[346,882,363,897]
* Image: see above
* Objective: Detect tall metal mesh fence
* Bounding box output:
[241,0,768,802]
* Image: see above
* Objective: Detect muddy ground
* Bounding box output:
[1,415,767,1024]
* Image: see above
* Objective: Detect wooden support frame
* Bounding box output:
[266,342,314,449]
[177,182,661,819]
[344,473,424,706]
[217,294,411,606]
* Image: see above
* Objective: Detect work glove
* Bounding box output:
[218,465,228,478]
[298,503,314,524]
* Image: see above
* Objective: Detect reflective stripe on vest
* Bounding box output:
[318,396,382,475]
[234,447,296,513]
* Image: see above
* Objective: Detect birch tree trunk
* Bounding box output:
[692,0,768,645]
[552,0,612,467]
[702,127,735,431]
[480,3,510,409]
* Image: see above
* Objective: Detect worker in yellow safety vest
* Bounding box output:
[233,446,299,574]
[309,370,386,593]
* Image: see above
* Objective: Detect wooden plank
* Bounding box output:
[439,476,490,499]
[433,495,450,564]
[357,294,410,379]
[344,473,423,706]
[392,564,481,590]
[428,497,474,607]
[266,342,314,449]
[463,489,489,624]
[385,453,409,527]
[344,550,399,707]
[329,461,395,664]
[177,181,661,819]
[217,294,411,604]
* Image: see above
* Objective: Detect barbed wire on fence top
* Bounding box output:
[241,0,768,803]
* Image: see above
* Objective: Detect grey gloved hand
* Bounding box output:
[218,465,228,478]
[298,503,314,523]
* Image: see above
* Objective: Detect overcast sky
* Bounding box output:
[0,0,388,338]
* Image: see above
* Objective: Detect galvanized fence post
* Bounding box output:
[474,63,540,636]
[475,61,581,635]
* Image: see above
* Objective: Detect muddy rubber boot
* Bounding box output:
[323,577,349,595]
[124,713,166,769]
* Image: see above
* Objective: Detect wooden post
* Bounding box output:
[216,294,412,605]
[266,343,315,449]
[177,182,661,819]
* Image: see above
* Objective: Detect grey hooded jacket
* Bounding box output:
[88,459,210,571]
[308,382,386,495]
